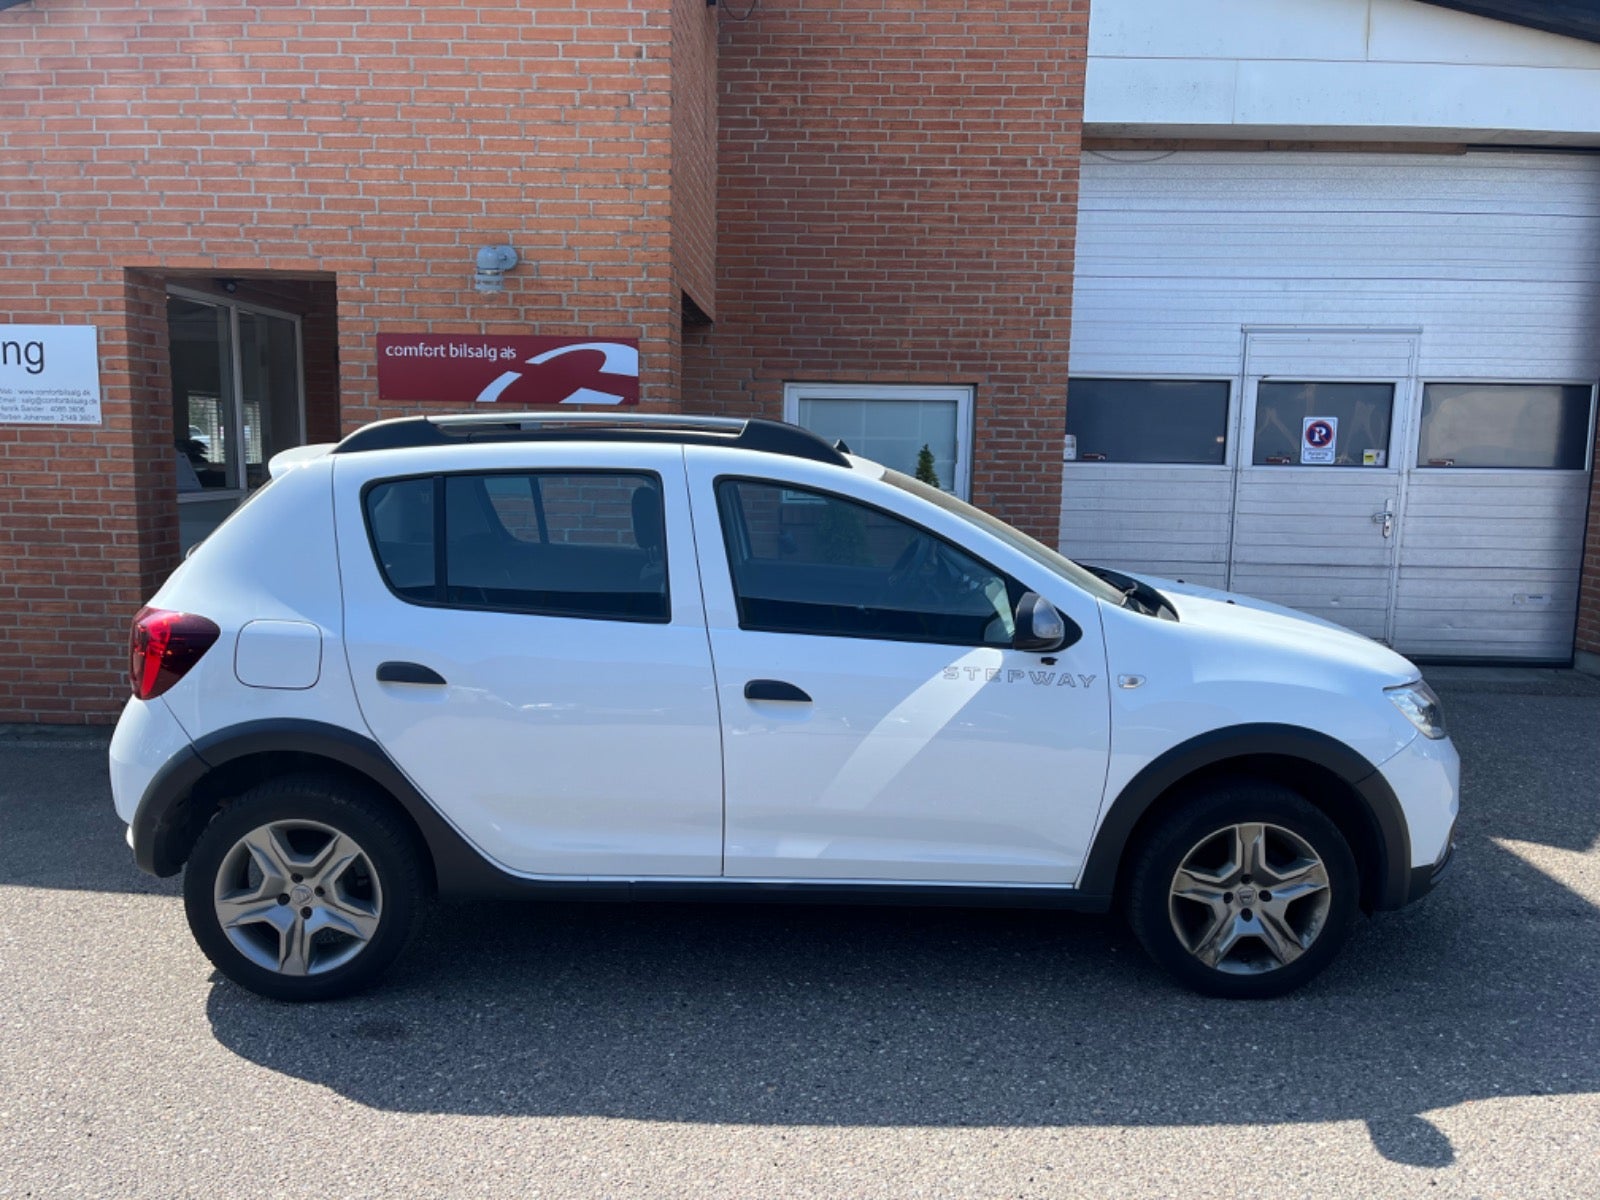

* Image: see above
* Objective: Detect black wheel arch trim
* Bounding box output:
[1076,723,1413,912]
[134,718,1414,913]
[131,718,507,891]
[132,727,1121,907]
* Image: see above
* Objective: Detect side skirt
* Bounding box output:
[445,875,1115,913]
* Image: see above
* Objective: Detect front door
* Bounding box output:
[1228,330,1416,642]
[685,449,1112,885]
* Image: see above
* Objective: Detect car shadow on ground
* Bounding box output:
[202,679,1600,1167]
[5,680,1597,1166]
[198,829,1596,1168]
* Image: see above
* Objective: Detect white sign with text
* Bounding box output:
[1300,415,1337,465]
[0,325,102,425]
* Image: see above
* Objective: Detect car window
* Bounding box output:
[365,471,669,622]
[364,477,436,602]
[715,479,1018,646]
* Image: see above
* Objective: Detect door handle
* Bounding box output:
[744,679,811,703]
[1371,499,1395,539]
[377,661,448,686]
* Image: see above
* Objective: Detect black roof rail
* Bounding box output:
[332,412,852,467]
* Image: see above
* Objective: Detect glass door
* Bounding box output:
[168,290,304,549]
[237,308,303,491]
[1228,331,1417,642]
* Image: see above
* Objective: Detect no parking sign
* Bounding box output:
[1301,416,1337,465]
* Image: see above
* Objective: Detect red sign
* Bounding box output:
[376,335,640,407]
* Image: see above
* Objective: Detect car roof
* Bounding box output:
[332,413,853,468]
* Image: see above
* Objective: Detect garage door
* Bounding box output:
[1063,150,1600,661]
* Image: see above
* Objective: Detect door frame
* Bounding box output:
[1227,327,1422,643]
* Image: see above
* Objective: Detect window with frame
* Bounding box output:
[1252,381,1394,467]
[364,471,669,622]
[715,479,1019,646]
[1417,383,1595,470]
[1066,379,1230,465]
[785,383,972,497]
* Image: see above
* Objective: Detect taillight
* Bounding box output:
[129,607,220,700]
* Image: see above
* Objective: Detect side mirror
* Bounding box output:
[1013,591,1075,653]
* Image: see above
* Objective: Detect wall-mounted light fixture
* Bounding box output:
[474,245,519,294]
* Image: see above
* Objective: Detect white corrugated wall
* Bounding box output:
[1064,149,1600,660]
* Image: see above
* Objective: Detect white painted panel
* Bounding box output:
[1231,61,1600,137]
[1087,0,1600,138]
[1090,0,1369,62]
[1368,0,1600,70]
[1090,0,1600,70]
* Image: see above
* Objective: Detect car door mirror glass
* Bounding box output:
[1014,591,1072,653]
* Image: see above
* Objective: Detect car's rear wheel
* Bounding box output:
[183,774,426,1001]
[1126,782,1359,998]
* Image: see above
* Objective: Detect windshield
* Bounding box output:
[881,469,1126,606]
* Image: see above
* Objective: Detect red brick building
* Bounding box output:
[1,0,1597,722]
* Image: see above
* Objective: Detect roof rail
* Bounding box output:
[332,412,852,467]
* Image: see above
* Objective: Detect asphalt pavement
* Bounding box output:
[2,669,1598,1198]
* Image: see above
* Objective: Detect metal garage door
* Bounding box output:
[1063,150,1600,661]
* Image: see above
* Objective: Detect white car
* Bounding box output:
[110,413,1459,1001]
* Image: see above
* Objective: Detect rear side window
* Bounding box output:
[364,471,669,622]
[364,477,435,602]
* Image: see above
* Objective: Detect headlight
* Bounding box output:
[1386,680,1447,740]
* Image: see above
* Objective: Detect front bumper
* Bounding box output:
[1406,821,1457,904]
[1377,730,1460,869]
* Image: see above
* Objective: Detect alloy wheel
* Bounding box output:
[1167,821,1332,975]
[212,819,384,977]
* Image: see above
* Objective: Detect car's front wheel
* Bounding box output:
[1127,782,1359,999]
[183,774,426,1001]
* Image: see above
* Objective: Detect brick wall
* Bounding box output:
[0,0,707,721]
[687,0,1089,541]
[671,0,718,320]
[0,279,153,721]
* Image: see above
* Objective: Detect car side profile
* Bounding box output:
[110,413,1459,1001]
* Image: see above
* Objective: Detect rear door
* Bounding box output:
[684,448,1112,885]
[334,443,723,877]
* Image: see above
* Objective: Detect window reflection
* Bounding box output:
[1253,382,1394,467]
[168,297,237,492]
[1418,384,1594,470]
[1067,379,1229,465]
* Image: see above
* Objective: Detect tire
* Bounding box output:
[182,773,427,1002]
[1126,781,1360,999]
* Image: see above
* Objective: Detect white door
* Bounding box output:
[684,448,1111,885]
[1229,331,1416,642]
[335,444,724,877]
